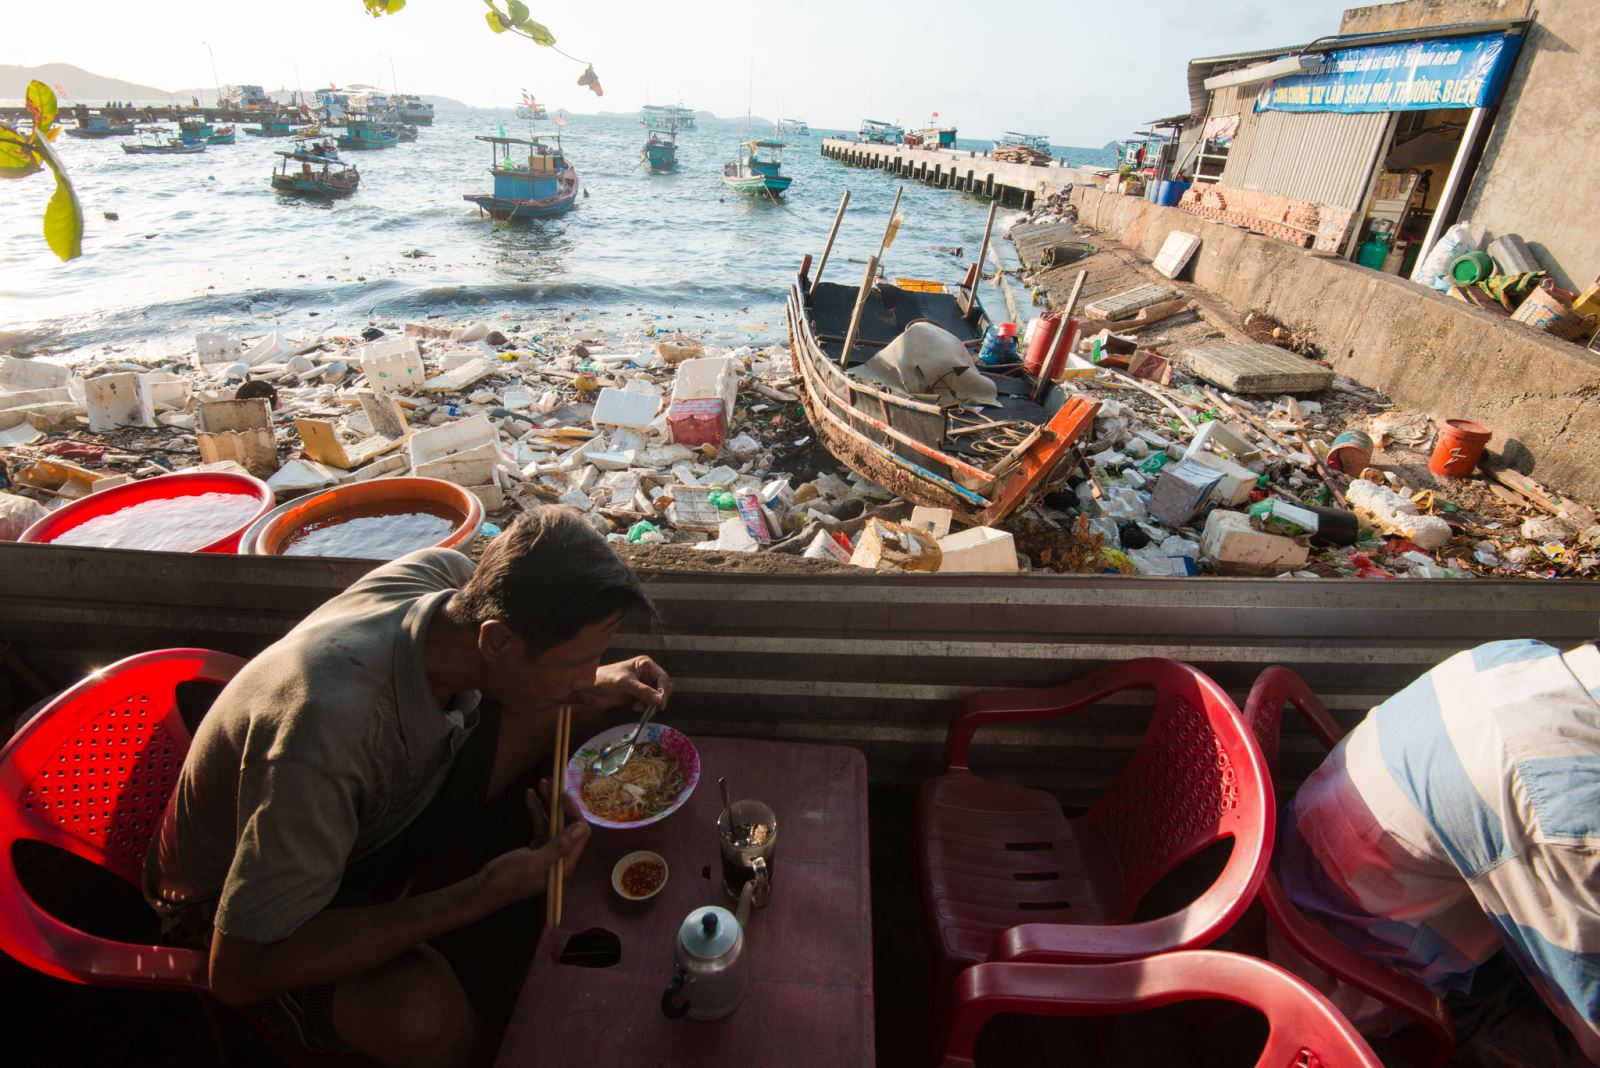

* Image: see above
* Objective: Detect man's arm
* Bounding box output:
[209,793,588,1006]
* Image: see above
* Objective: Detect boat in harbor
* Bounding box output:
[395,123,419,143]
[338,113,400,150]
[178,115,235,145]
[785,206,1098,526]
[463,134,579,220]
[642,129,678,173]
[516,92,548,121]
[904,117,957,150]
[395,94,434,125]
[245,117,297,138]
[780,117,811,138]
[993,131,1052,155]
[641,103,695,132]
[121,126,206,155]
[65,111,136,138]
[271,146,360,199]
[859,119,903,144]
[722,139,792,196]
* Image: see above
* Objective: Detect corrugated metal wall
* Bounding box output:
[5,544,1600,804]
[1220,107,1391,209]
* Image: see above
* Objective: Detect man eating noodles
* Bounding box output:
[143,508,669,1066]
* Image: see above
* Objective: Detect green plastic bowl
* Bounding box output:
[1448,251,1494,285]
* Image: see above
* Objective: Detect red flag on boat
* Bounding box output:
[554,115,567,126]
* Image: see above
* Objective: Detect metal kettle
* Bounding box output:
[661,880,755,1020]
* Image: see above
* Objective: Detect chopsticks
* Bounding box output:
[545,704,572,928]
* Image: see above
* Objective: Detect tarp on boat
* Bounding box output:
[852,322,999,408]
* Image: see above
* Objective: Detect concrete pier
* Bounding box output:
[820,137,1106,207]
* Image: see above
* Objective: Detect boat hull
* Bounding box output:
[722,174,792,195]
[207,131,236,145]
[463,191,578,219]
[272,173,359,199]
[66,128,132,139]
[338,134,399,150]
[122,143,206,155]
[784,272,1097,525]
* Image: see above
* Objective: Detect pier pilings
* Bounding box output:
[820,138,1101,206]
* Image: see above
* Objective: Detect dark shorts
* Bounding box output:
[171,702,502,1054]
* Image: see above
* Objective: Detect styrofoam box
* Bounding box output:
[670,356,738,417]
[359,338,427,394]
[408,413,499,485]
[936,526,1019,574]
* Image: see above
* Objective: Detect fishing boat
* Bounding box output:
[121,126,206,155]
[65,111,136,139]
[516,92,548,121]
[780,117,810,138]
[271,147,360,199]
[904,118,958,150]
[722,139,792,196]
[784,202,1098,526]
[245,118,297,138]
[994,131,1052,155]
[395,94,434,125]
[177,116,235,145]
[858,119,903,144]
[314,87,349,126]
[463,134,579,220]
[297,135,339,160]
[337,114,400,150]
[394,123,420,143]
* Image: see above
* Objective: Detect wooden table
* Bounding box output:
[494,738,874,1067]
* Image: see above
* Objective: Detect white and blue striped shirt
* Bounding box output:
[1279,640,1600,1059]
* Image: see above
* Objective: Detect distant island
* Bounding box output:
[1,62,467,108]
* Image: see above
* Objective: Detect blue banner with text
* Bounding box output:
[1255,33,1521,113]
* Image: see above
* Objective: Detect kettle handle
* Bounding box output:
[661,964,691,1020]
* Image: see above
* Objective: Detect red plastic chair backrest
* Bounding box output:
[1241,666,1454,1068]
[0,648,245,990]
[962,659,1274,963]
[938,951,1384,1068]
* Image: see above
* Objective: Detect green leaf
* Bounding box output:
[385,0,405,12]
[520,17,555,45]
[34,135,83,261]
[506,0,529,24]
[485,10,507,32]
[0,124,42,179]
[25,80,59,141]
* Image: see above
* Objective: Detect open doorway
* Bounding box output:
[1351,109,1470,276]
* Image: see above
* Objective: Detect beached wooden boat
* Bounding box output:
[463,134,579,220]
[65,112,135,139]
[271,147,360,199]
[722,139,792,195]
[337,119,399,150]
[784,219,1097,526]
[121,127,206,155]
[642,130,677,173]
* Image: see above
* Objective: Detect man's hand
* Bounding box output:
[476,781,590,910]
[569,656,673,712]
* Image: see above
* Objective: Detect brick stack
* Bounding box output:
[1177,185,1354,253]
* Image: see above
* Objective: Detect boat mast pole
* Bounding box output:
[809,190,851,297]
[875,185,904,260]
[204,41,221,108]
[970,198,999,306]
[839,187,902,369]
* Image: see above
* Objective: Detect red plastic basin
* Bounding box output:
[19,471,274,554]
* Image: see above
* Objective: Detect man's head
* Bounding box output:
[445,508,652,705]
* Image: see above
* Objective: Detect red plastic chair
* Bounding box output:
[937,950,1384,1068]
[0,647,245,990]
[918,658,1275,1019]
[1242,666,1455,1068]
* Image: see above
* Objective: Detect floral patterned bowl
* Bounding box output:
[564,722,700,830]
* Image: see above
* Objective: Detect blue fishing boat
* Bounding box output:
[245,118,297,138]
[463,134,579,220]
[643,130,678,172]
[780,117,810,138]
[993,131,1052,155]
[178,115,236,145]
[858,119,903,144]
[271,147,360,199]
[66,111,136,139]
[722,139,792,196]
[122,126,206,155]
[338,117,400,151]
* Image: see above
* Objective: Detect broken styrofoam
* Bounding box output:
[194,331,244,365]
[408,413,499,486]
[1346,479,1453,550]
[937,527,1018,574]
[268,458,341,494]
[359,338,427,393]
[422,358,497,393]
[197,397,277,477]
[244,331,299,368]
[591,387,659,431]
[0,355,72,393]
[84,373,154,432]
[1199,509,1309,575]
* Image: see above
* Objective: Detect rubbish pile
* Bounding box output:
[3,301,1598,579]
[992,144,1053,167]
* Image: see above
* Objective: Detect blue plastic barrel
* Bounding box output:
[1156,180,1192,207]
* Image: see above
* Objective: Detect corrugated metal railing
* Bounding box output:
[3,543,1598,801]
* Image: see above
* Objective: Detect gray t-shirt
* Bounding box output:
[142,548,481,943]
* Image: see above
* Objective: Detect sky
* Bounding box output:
[4,0,1363,145]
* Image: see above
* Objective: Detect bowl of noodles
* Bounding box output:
[564,722,700,830]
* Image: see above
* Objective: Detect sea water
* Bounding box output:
[50,492,263,551]
[280,502,460,559]
[0,111,1114,362]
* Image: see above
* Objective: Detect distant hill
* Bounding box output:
[421,95,467,109]
[1103,140,1122,151]
[0,62,168,103]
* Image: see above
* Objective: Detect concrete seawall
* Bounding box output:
[1071,186,1600,503]
[820,137,1103,206]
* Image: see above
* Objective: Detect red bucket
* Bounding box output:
[19,471,273,553]
[1428,419,1492,477]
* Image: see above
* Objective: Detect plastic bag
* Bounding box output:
[1410,222,1475,291]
